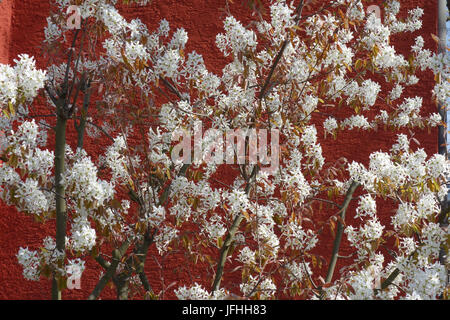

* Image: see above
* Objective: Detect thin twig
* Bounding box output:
[323,181,359,286]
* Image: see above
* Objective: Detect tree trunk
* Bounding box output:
[52,115,67,300]
[116,274,130,300]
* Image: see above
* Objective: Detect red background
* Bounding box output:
[0,0,440,299]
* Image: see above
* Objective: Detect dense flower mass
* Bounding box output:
[0,0,448,300]
[0,55,46,112]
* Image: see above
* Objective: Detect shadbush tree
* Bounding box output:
[0,0,448,300]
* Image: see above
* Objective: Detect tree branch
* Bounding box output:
[212,165,259,292]
[324,181,360,286]
[258,0,305,100]
[88,241,131,300]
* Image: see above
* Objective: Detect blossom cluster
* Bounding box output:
[0,55,46,111]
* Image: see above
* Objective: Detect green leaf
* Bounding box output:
[8,100,15,116]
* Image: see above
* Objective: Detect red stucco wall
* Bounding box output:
[0,0,440,299]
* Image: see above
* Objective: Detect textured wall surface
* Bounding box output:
[0,0,440,299]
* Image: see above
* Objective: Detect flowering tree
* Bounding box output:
[0,0,448,300]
